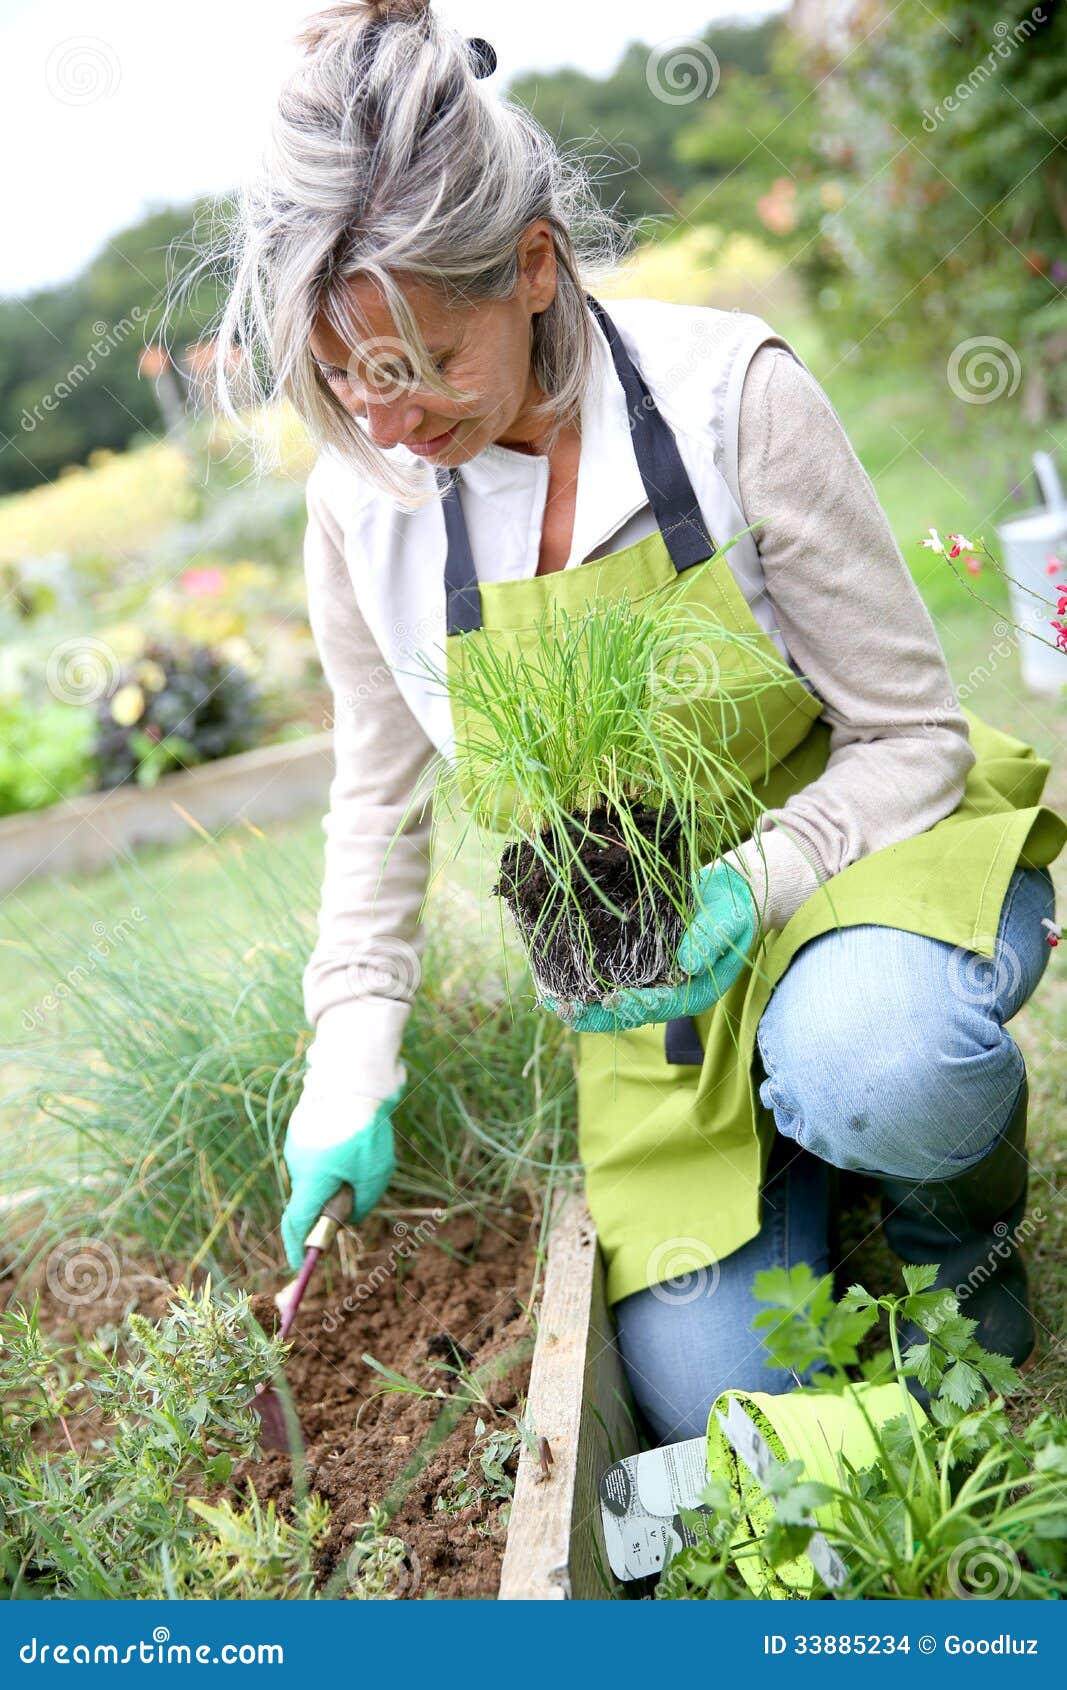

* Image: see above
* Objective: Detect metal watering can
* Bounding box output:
[996,449,1067,696]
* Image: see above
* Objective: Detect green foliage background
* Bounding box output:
[2,7,1065,495]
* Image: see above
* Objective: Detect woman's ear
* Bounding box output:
[517,220,559,316]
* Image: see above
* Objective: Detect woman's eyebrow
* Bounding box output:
[314,338,455,375]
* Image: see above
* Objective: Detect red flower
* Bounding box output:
[965,556,982,576]
[1047,555,1064,576]
[945,532,977,559]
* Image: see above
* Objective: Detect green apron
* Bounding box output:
[439,295,1067,1307]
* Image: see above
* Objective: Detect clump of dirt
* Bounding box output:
[241,1208,539,1599]
[494,799,693,1002]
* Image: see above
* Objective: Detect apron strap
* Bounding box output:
[665,1014,704,1066]
[583,293,716,575]
[438,302,711,1066]
[436,296,716,634]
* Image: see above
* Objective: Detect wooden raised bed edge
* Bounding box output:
[499,1195,640,1600]
[0,732,333,893]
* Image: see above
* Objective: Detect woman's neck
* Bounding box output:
[492,368,553,455]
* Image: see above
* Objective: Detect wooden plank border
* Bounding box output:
[0,732,334,893]
[499,1195,639,1600]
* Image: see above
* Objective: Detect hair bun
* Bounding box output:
[366,0,429,16]
[296,1,429,52]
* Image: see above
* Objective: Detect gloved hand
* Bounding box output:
[281,1077,404,1271]
[541,859,756,1034]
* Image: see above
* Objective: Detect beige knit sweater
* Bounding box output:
[297,344,973,1105]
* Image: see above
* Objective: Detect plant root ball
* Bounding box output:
[493,800,695,1003]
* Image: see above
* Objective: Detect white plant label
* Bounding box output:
[598,1400,849,1589]
[599,1435,710,1581]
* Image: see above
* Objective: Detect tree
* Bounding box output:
[507,18,782,231]
[0,201,228,495]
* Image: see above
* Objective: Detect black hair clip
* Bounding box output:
[466,36,497,78]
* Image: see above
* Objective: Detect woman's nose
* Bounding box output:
[358,394,426,450]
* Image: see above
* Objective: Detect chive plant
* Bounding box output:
[416,551,803,1003]
[0,841,576,1278]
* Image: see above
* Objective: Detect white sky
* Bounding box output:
[0,0,785,299]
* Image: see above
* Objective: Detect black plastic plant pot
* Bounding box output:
[492,800,695,1005]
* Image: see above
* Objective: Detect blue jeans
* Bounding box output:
[613,864,1056,1443]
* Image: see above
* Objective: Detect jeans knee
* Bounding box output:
[758,1007,1025,1181]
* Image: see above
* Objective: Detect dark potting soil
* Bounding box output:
[10,1208,540,1600]
[494,800,694,1002]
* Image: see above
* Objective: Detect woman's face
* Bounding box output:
[309,221,558,464]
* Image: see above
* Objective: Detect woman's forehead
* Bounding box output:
[311,274,457,361]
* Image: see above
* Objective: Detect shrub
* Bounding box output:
[0,1285,329,1600]
[0,694,94,816]
[93,638,263,789]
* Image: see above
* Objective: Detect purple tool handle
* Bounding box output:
[277,1245,323,1343]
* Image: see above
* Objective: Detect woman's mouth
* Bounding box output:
[403,424,459,457]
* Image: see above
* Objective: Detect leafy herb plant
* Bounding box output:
[0,1284,329,1599]
[658,1263,1067,1601]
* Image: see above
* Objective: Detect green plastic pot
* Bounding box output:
[706,1381,922,1597]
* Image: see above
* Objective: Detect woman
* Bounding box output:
[216,1,1065,1444]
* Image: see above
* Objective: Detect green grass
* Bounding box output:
[0,815,576,1277]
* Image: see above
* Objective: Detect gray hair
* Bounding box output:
[202,0,631,508]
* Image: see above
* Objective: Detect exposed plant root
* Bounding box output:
[493,799,695,1002]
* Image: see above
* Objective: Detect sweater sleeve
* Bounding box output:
[299,462,438,1102]
[723,343,976,933]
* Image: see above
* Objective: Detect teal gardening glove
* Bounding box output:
[281,1076,404,1272]
[542,859,757,1034]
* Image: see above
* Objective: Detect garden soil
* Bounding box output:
[244,1207,539,1599]
[12,1206,541,1600]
